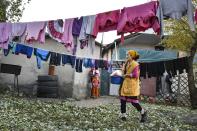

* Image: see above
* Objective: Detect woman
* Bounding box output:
[119,50,147,122]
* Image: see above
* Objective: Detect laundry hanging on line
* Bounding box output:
[3,42,16,56]
[117,1,160,44]
[0,0,196,50]
[139,57,189,78]
[47,19,64,43]
[3,42,112,72]
[157,0,195,36]
[62,18,75,52]
[0,0,196,76]
[92,9,120,37]
[15,43,34,58]
[72,17,83,37]
[62,54,76,68]
[3,41,190,77]
[11,22,27,41]
[24,21,46,44]
[113,56,189,78]
[34,48,51,69]
[0,23,12,49]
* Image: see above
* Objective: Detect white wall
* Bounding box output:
[0,37,108,99]
[0,39,73,86]
[72,37,101,99]
[112,42,155,60]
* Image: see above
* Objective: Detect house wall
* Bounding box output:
[71,38,101,99]
[0,38,75,98]
[102,40,158,97]
[0,38,101,99]
[103,33,160,60]
[120,42,155,50]
[116,42,155,60]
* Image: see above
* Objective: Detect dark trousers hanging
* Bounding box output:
[49,52,61,66]
[139,63,147,78]
[75,58,83,73]
[165,60,176,77]
[147,62,157,78]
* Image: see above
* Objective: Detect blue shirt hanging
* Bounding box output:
[62,54,76,68]
[15,43,33,58]
[34,48,51,69]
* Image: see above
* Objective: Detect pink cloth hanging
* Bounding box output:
[78,15,96,53]
[117,1,160,44]
[47,19,64,43]
[11,22,27,38]
[92,10,120,38]
[62,18,74,52]
[25,21,46,43]
[0,23,12,49]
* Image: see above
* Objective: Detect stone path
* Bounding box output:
[34,96,120,108]
[72,96,120,108]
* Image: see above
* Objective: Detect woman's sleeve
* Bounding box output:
[130,65,139,78]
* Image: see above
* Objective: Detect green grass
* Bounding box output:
[0,95,196,131]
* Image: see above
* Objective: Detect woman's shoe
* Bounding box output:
[119,113,127,121]
[140,111,147,123]
[121,116,127,121]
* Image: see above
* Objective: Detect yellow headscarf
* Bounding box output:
[127,50,139,59]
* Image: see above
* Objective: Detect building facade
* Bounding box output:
[0,36,102,99]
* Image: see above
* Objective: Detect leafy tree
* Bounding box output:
[0,0,31,22]
[163,1,197,109]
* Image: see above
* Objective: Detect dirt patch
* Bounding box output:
[72,96,120,108]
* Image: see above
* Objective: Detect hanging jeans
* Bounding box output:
[49,52,61,66]
[62,54,76,68]
[75,58,83,73]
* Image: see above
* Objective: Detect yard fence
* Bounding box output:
[142,73,192,107]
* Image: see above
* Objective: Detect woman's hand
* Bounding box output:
[125,74,131,78]
[123,74,131,78]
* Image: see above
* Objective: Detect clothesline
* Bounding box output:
[3,41,190,77]
[113,57,189,78]
[8,41,189,64]
[4,42,112,73]
[9,42,109,61]
[1,0,194,51]
[113,57,182,63]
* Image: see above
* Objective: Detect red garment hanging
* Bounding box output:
[47,20,63,42]
[92,10,120,38]
[117,1,160,44]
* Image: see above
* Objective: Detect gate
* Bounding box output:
[100,69,110,96]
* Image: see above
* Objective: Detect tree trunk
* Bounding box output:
[188,46,197,109]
